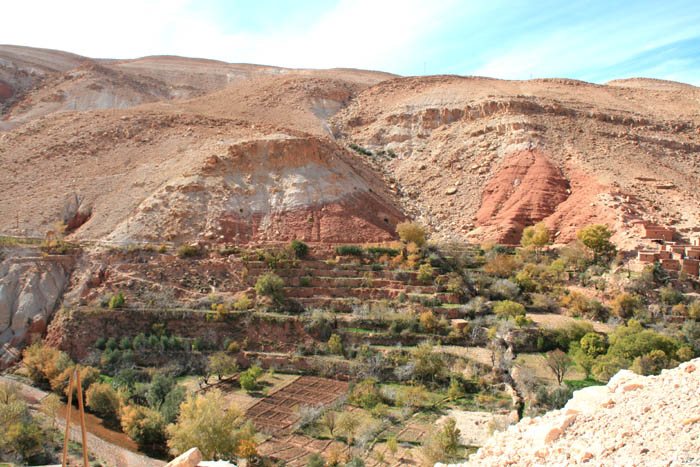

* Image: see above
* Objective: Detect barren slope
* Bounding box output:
[0,106,403,244]
[1,45,393,133]
[330,75,700,246]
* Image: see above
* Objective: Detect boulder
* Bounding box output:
[165,447,202,467]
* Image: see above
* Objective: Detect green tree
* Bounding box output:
[255,272,285,302]
[448,377,465,401]
[493,300,526,320]
[208,352,240,381]
[160,385,187,424]
[109,291,125,308]
[167,390,255,460]
[147,373,175,409]
[577,224,616,262]
[580,332,607,358]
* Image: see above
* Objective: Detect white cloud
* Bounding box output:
[2,0,456,71]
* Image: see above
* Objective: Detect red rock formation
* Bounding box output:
[474,151,570,244]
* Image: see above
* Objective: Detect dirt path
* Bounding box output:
[0,375,166,467]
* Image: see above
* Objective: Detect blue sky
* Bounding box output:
[4,0,700,85]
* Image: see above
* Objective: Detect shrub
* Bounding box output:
[349,379,381,409]
[493,300,526,320]
[307,453,327,467]
[109,292,125,309]
[328,334,343,355]
[365,246,400,257]
[121,404,167,448]
[255,272,285,302]
[610,292,640,319]
[86,383,121,421]
[580,332,607,358]
[176,244,200,259]
[484,254,520,278]
[490,279,520,300]
[417,263,434,283]
[419,311,439,333]
[94,337,106,350]
[335,245,364,256]
[536,386,573,409]
[289,240,309,259]
[396,221,427,247]
[233,295,252,311]
[659,286,684,306]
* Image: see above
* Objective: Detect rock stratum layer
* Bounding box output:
[454,358,700,466]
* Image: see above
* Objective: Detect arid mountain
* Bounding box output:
[330,75,700,247]
[1,46,699,250]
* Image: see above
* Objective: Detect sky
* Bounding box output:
[3,0,700,85]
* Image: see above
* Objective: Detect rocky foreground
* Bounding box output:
[450,358,700,466]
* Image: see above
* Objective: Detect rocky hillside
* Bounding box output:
[331,76,700,246]
[1,46,700,250]
[454,358,700,466]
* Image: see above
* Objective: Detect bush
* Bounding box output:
[335,245,364,256]
[484,254,520,278]
[94,337,106,350]
[109,292,125,309]
[365,247,400,257]
[536,386,573,409]
[255,272,285,302]
[328,334,343,355]
[417,263,434,283]
[493,300,526,320]
[490,279,520,300]
[176,244,200,259]
[289,240,309,259]
[396,221,427,247]
[233,295,252,311]
[659,286,684,305]
[610,292,640,319]
[86,383,121,421]
[349,379,381,409]
[121,404,167,448]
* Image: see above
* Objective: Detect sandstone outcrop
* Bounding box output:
[448,358,700,466]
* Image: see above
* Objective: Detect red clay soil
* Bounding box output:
[475,150,570,244]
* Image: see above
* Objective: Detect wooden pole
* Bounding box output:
[62,370,75,467]
[76,369,89,467]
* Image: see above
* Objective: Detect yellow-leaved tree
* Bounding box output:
[166,389,256,460]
